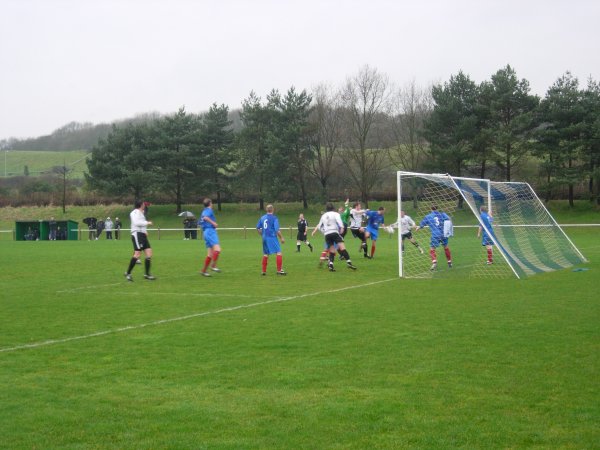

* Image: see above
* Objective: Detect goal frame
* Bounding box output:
[396,171,586,279]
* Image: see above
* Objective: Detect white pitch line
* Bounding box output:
[122,292,282,299]
[56,283,123,293]
[1,278,397,354]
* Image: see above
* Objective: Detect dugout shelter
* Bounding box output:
[15,220,78,241]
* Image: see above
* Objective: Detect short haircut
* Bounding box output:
[134,200,143,209]
[326,202,335,212]
[431,205,438,211]
[203,198,212,207]
[480,205,488,212]
[353,202,361,208]
[378,206,385,211]
[266,204,274,213]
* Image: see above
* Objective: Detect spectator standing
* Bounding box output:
[48,217,58,241]
[114,217,122,240]
[105,217,114,239]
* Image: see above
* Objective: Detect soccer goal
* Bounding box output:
[396,171,587,279]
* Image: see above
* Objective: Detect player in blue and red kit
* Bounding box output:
[364,206,385,258]
[417,205,453,270]
[257,204,286,275]
[477,205,495,265]
[198,198,221,277]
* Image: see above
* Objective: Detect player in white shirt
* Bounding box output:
[312,202,357,272]
[391,211,424,254]
[348,201,369,257]
[124,200,156,281]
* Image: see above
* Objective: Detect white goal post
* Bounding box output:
[396,171,587,279]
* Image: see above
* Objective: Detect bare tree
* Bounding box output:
[308,83,344,199]
[340,65,391,205]
[388,80,433,172]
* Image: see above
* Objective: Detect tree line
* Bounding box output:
[79,64,600,209]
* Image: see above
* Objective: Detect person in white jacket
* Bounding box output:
[104,217,114,240]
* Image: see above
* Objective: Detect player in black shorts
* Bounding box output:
[124,200,156,281]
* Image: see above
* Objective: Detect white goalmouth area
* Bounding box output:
[396,171,587,279]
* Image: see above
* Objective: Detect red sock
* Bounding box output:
[444,247,452,263]
[487,248,493,262]
[262,255,268,273]
[202,256,211,272]
[276,254,283,271]
[320,250,328,260]
[370,242,376,257]
[430,249,437,263]
[212,250,220,267]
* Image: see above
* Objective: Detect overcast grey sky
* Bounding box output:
[1,0,599,139]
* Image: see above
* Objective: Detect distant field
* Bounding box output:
[0,149,90,179]
[0,226,597,448]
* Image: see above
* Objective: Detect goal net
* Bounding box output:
[396,171,587,279]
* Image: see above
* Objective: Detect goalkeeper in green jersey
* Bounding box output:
[338,198,350,237]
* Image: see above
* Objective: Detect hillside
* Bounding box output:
[1,110,242,152]
[1,150,90,179]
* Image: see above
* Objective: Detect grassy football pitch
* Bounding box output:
[0,228,598,449]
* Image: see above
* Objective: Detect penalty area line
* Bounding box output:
[2,278,397,354]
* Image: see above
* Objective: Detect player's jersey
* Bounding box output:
[316,211,343,236]
[297,218,308,233]
[340,205,350,226]
[419,211,450,238]
[130,208,149,234]
[257,213,280,238]
[199,207,216,231]
[365,210,385,230]
[400,215,415,235]
[480,211,494,241]
[349,208,364,229]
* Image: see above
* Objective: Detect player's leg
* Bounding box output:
[411,236,424,254]
[443,239,452,267]
[276,251,285,275]
[262,254,269,275]
[143,247,156,280]
[201,247,213,276]
[210,244,221,271]
[429,237,438,270]
[304,239,313,252]
[126,233,143,280]
[369,231,378,258]
[337,242,356,270]
[486,243,493,264]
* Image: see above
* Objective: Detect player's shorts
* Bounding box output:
[482,235,494,246]
[430,235,449,248]
[324,232,344,248]
[131,232,151,251]
[366,226,379,241]
[262,237,281,255]
[203,228,219,248]
[350,228,366,241]
[401,231,413,241]
[296,231,307,241]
